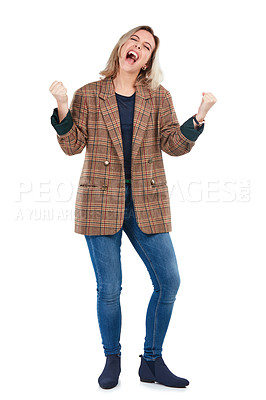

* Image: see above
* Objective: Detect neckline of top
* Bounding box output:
[115,92,136,98]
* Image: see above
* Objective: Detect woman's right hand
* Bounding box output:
[49,81,68,105]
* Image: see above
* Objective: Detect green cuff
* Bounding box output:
[180,116,204,141]
[51,108,74,135]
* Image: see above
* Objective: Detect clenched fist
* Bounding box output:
[197,92,217,120]
[49,81,68,105]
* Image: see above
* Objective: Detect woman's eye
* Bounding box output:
[130,38,150,50]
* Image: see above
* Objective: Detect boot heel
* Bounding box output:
[140,378,155,383]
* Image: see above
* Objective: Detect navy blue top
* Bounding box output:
[51,92,204,180]
[115,92,135,179]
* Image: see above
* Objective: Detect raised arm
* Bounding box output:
[49,81,88,156]
[160,90,197,156]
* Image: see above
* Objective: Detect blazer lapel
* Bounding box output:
[99,76,151,168]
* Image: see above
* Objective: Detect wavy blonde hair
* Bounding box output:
[99,25,164,91]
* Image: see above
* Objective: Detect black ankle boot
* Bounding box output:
[98,354,121,389]
[138,354,189,388]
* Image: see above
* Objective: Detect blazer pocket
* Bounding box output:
[79,183,98,188]
[78,177,103,189]
[153,180,167,188]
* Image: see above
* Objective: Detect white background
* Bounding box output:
[1,0,265,398]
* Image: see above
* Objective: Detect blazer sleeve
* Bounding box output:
[181,115,204,140]
[50,88,88,156]
[160,90,202,156]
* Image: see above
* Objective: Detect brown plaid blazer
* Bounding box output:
[55,76,198,235]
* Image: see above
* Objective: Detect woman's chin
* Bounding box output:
[120,62,139,73]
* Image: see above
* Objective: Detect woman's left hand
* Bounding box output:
[197,92,217,120]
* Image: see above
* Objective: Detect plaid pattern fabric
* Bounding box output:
[54,76,200,235]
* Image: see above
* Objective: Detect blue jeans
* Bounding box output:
[84,183,181,361]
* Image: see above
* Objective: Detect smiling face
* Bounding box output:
[119,29,156,73]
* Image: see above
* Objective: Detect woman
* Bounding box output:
[49,25,216,390]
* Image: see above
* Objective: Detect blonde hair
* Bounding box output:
[99,25,164,91]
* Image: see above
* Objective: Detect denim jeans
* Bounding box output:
[84,182,181,361]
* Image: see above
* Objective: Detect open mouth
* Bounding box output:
[126,50,139,64]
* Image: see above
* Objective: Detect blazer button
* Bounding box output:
[102,185,108,191]
[148,158,153,163]
[104,160,109,166]
[151,179,155,185]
